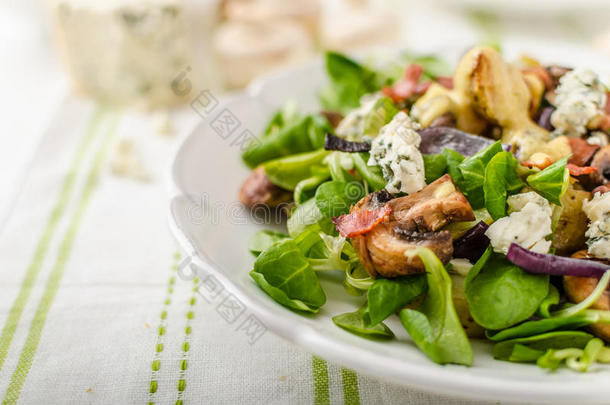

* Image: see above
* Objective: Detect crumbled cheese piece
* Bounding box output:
[110,139,151,182]
[335,93,382,140]
[449,258,473,277]
[588,131,609,146]
[485,192,553,254]
[583,192,610,259]
[368,111,426,194]
[550,69,607,138]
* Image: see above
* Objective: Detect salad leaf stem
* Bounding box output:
[552,271,610,318]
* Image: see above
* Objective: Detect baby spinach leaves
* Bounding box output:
[263,149,329,191]
[314,180,365,218]
[465,247,549,330]
[365,275,428,326]
[319,52,388,112]
[333,306,394,339]
[483,151,524,220]
[526,157,569,206]
[454,141,503,209]
[250,239,326,313]
[351,153,386,191]
[422,153,448,183]
[249,230,289,256]
[399,248,473,366]
[493,331,594,362]
[242,115,331,168]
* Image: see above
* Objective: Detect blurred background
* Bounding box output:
[2,0,610,206]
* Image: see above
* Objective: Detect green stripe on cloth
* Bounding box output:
[312,356,330,405]
[2,112,120,405]
[0,106,105,373]
[175,277,199,405]
[148,252,181,405]
[341,368,360,405]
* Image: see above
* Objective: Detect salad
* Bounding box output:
[238,45,610,372]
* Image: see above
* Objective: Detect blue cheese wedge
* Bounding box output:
[368,111,426,195]
[51,0,218,108]
[485,192,553,254]
[550,68,607,138]
[583,192,610,259]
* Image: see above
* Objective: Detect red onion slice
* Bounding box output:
[506,243,610,278]
[453,221,490,263]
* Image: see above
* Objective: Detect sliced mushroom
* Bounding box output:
[591,145,610,184]
[564,256,610,342]
[552,185,590,255]
[238,166,292,208]
[350,175,475,278]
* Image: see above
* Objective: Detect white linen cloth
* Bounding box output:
[0,97,508,405]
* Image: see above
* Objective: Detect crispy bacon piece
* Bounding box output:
[568,138,600,167]
[521,154,553,170]
[436,76,454,89]
[593,184,610,195]
[332,204,391,238]
[567,164,597,176]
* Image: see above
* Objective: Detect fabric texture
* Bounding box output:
[0,98,506,405]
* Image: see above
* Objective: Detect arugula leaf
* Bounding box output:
[242,115,331,168]
[320,52,388,112]
[333,306,394,339]
[362,96,399,138]
[484,151,524,220]
[263,149,329,191]
[315,180,365,218]
[465,250,549,330]
[455,141,503,209]
[526,157,569,206]
[422,153,448,183]
[250,239,326,313]
[249,230,289,256]
[493,331,593,362]
[399,248,473,366]
[364,275,428,326]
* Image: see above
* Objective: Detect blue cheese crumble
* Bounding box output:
[583,192,610,259]
[368,111,426,194]
[550,69,607,138]
[335,93,382,141]
[485,192,553,254]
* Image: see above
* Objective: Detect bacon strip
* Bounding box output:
[332,204,392,238]
[567,163,597,176]
[382,64,450,103]
[568,138,600,167]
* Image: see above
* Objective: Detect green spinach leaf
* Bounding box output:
[465,251,549,330]
[250,239,326,313]
[287,198,336,237]
[442,148,465,183]
[365,275,428,325]
[423,153,448,183]
[526,157,569,206]
[455,141,503,209]
[351,153,385,191]
[249,230,289,256]
[362,96,399,138]
[315,180,366,218]
[537,284,560,318]
[399,248,473,366]
[493,331,594,362]
[333,306,394,339]
[242,115,331,168]
[263,101,300,138]
[486,316,593,342]
[484,151,524,220]
[319,52,388,112]
[263,149,329,191]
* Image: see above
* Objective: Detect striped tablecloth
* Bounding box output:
[0,97,507,404]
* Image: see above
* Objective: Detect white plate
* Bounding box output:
[169,42,610,404]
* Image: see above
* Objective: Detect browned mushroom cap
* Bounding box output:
[350,175,475,278]
[238,167,292,208]
[564,250,610,342]
[591,145,610,184]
